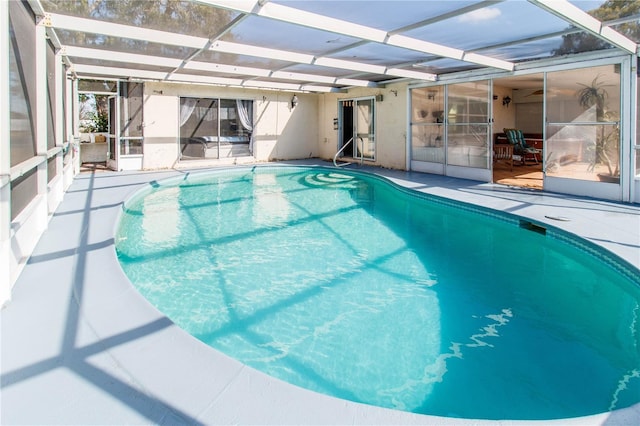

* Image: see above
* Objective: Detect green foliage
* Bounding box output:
[41,0,234,56]
[79,92,108,133]
[91,111,108,133]
[577,76,611,120]
[82,111,108,133]
[577,76,620,176]
[554,0,640,56]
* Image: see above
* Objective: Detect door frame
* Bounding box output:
[337,96,376,161]
[107,94,118,171]
[408,81,492,182]
[542,56,630,202]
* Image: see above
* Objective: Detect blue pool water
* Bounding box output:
[116,166,640,420]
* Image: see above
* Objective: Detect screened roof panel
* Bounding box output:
[477,36,573,63]
[612,21,640,42]
[173,68,253,80]
[55,29,198,59]
[245,75,323,86]
[404,2,575,51]
[38,0,637,93]
[195,50,295,69]
[411,58,479,75]
[569,0,640,44]
[269,0,478,31]
[221,16,361,54]
[77,80,118,92]
[275,63,364,79]
[70,57,176,73]
[328,43,435,67]
[41,0,240,39]
[540,30,618,57]
[571,1,615,13]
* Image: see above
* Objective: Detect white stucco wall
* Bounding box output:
[141,82,318,169]
[492,85,516,138]
[142,87,179,170]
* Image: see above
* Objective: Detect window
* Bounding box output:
[179,97,253,160]
[9,0,37,167]
[46,40,57,151]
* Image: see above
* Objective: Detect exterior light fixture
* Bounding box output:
[291,94,298,108]
[502,96,511,107]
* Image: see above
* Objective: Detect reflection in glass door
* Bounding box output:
[446,81,491,178]
[410,87,445,171]
[119,82,143,157]
[545,64,621,200]
[107,83,144,171]
[410,82,491,181]
[356,99,375,160]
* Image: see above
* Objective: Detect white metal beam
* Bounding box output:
[62,46,375,87]
[70,64,337,93]
[529,0,637,54]
[201,0,514,71]
[64,46,184,69]
[210,40,437,81]
[209,39,314,64]
[49,14,437,83]
[49,13,208,50]
[72,64,238,84]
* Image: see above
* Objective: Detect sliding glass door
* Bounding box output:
[410,86,445,173]
[106,82,144,171]
[446,81,491,180]
[545,63,622,200]
[338,98,376,161]
[179,97,253,161]
[410,81,491,181]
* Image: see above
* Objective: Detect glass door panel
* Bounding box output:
[179,98,219,160]
[119,82,143,156]
[355,99,375,160]
[338,98,376,162]
[107,95,117,170]
[446,81,490,170]
[411,87,445,164]
[546,65,621,184]
[447,125,489,168]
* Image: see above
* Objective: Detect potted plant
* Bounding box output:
[577,75,620,183]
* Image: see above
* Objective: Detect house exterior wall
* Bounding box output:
[318,82,410,171]
[492,85,516,136]
[141,82,318,169]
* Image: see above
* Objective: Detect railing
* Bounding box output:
[333,136,364,167]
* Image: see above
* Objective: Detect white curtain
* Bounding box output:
[236,99,254,153]
[179,98,197,127]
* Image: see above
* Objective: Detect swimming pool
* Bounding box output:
[115,166,640,420]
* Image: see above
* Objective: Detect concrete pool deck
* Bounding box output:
[2,160,640,425]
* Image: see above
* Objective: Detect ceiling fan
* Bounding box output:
[525,89,544,97]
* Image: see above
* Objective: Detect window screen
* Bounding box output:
[9,0,38,166]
